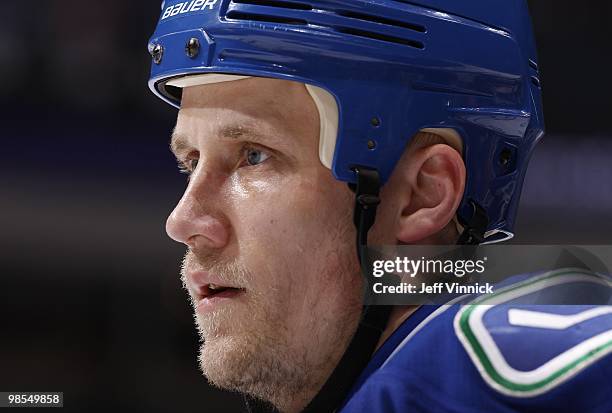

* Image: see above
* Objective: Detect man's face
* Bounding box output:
[166,77,362,403]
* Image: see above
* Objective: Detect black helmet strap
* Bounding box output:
[302,166,391,413]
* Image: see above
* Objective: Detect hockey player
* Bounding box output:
[146,1,612,411]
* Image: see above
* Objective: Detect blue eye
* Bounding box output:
[246,148,270,166]
[178,158,199,176]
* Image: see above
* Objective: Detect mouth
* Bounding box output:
[203,283,245,299]
[196,283,246,314]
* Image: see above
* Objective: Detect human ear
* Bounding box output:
[395,144,465,243]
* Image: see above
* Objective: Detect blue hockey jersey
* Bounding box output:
[339,268,612,413]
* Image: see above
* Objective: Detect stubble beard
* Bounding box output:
[180,249,361,412]
[180,252,314,410]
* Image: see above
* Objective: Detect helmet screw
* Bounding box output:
[499,149,512,166]
[370,117,381,127]
[151,44,163,65]
[186,38,200,58]
[367,140,377,150]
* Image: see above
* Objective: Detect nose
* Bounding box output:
[165,179,229,250]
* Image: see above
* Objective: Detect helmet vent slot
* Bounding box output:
[528,58,541,89]
[335,10,426,33]
[230,0,313,11]
[226,10,308,25]
[335,27,424,49]
[226,1,426,49]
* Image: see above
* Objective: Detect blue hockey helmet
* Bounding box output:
[147,0,544,243]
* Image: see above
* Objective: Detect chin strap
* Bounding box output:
[246,171,488,413]
[301,167,392,413]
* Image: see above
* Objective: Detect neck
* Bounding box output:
[375,305,419,352]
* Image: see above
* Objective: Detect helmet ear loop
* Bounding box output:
[457,201,489,246]
[351,167,381,264]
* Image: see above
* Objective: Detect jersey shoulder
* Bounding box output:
[454,268,612,399]
[345,269,612,413]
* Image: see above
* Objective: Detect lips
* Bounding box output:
[202,283,244,298]
[185,270,246,313]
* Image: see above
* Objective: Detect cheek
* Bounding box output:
[266,179,354,261]
[223,173,364,351]
[228,172,358,299]
[229,170,353,250]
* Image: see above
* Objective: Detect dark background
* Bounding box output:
[1,1,611,412]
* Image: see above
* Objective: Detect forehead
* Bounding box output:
[173,77,319,149]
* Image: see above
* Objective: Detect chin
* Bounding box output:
[199,335,245,387]
[198,332,306,407]
[199,335,270,396]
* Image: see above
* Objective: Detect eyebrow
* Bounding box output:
[170,123,283,157]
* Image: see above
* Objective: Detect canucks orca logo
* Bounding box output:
[454,269,612,397]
